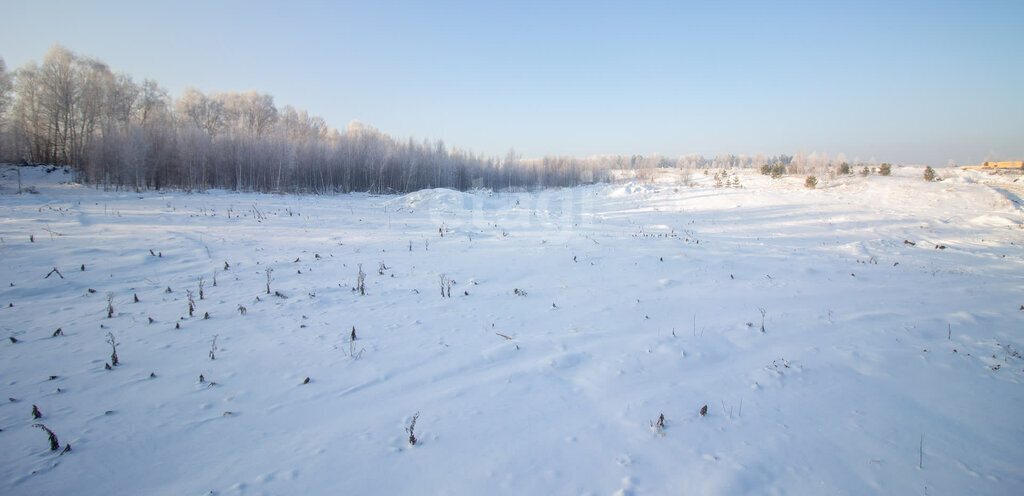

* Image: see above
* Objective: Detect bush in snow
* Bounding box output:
[924,166,937,182]
[652,413,666,436]
[805,176,818,189]
[439,274,452,298]
[838,162,851,175]
[209,335,218,360]
[761,163,786,178]
[356,264,366,295]
[406,412,420,446]
[879,163,892,176]
[106,331,120,366]
[33,423,60,451]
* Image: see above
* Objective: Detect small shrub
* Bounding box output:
[106,292,115,318]
[439,274,452,298]
[106,331,119,366]
[860,166,870,177]
[769,163,786,179]
[32,404,42,419]
[879,163,892,176]
[356,265,366,296]
[209,335,218,360]
[924,166,937,182]
[804,176,818,189]
[406,412,420,446]
[652,413,666,436]
[33,423,60,451]
[838,162,851,175]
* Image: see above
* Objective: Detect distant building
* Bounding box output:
[962,161,1024,170]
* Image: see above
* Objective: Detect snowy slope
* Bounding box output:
[1,165,1022,495]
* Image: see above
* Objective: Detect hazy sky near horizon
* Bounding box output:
[2,0,1021,166]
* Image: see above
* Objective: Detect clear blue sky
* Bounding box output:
[2,0,1022,166]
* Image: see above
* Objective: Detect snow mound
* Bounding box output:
[607,182,659,197]
[969,214,1019,228]
[387,188,470,212]
[0,164,77,192]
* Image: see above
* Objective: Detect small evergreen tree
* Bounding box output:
[924,166,936,182]
[805,175,818,189]
[879,163,892,176]
[838,162,851,175]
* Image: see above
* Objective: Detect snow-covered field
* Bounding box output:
[2,165,1022,495]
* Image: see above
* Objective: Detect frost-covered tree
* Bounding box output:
[0,57,13,158]
[176,87,224,137]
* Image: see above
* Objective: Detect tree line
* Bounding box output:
[0,45,830,194]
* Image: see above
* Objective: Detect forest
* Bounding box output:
[0,45,816,193]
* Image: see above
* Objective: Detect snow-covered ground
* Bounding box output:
[2,165,1022,495]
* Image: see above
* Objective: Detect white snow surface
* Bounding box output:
[2,165,1023,495]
